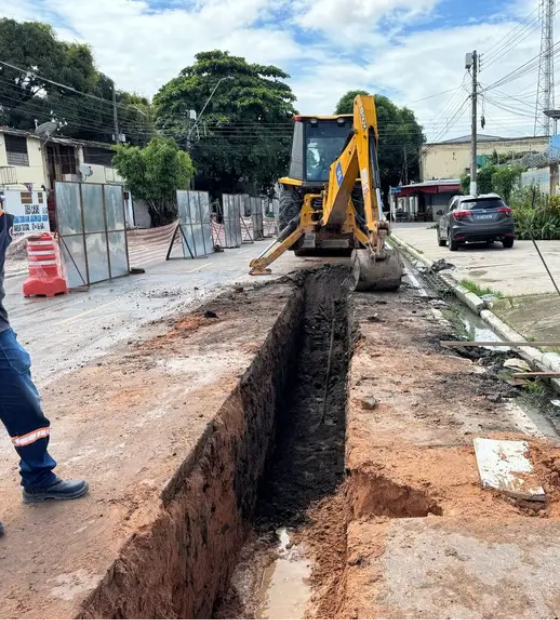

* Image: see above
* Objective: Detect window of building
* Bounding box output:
[83,146,114,167]
[5,134,29,167]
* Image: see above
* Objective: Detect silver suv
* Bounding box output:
[436,193,515,252]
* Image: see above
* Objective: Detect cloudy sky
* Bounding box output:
[0,0,556,141]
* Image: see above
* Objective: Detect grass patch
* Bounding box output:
[524,379,547,397]
[460,278,504,299]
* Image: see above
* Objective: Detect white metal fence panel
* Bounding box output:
[177,190,214,258]
[55,181,129,288]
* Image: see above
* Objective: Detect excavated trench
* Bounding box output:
[73,262,552,620]
[214,267,352,618]
[77,266,353,620]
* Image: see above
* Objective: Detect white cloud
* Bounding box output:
[0,0,555,142]
[294,0,438,38]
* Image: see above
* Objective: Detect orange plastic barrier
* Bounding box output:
[23,233,68,298]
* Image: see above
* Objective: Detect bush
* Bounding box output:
[510,187,560,240]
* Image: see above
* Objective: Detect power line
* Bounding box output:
[480,9,541,70]
[0,59,132,112]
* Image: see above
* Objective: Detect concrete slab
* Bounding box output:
[474,438,546,501]
[372,518,560,619]
[393,223,560,296]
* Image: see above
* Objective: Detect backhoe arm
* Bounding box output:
[321,95,385,237]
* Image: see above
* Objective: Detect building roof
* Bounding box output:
[0,125,114,150]
[440,134,504,144]
[425,134,547,146]
[395,178,461,197]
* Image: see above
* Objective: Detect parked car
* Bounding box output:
[436,193,515,251]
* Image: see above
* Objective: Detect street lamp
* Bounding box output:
[187,76,234,144]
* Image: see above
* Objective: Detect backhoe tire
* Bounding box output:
[278,186,301,232]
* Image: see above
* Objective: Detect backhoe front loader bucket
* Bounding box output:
[352,249,403,292]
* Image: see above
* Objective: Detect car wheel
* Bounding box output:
[449,230,459,252]
[503,237,514,248]
[437,228,446,247]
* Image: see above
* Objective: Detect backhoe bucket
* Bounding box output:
[352,249,403,292]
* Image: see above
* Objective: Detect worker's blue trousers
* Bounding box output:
[0,329,57,488]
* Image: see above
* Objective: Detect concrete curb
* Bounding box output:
[391,233,560,380]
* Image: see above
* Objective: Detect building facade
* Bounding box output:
[0,127,123,190]
[421,134,549,181]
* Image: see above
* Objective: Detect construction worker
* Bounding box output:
[0,196,88,536]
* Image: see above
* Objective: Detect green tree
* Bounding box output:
[334,90,369,114]
[491,164,523,203]
[113,136,194,226]
[334,91,425,202]
[460,163,523,201]
[154,50,296,195]
[0,18,154,145]
[460,166,494,194]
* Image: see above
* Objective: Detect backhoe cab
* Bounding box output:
[249,94,403,291]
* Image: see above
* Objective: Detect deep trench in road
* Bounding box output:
[76,261,560,620]
[214,266,352,619]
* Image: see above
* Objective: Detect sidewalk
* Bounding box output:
[393,224,560,344]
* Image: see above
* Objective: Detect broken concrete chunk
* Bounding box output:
[474,438,546,502]
[503,358,532,372]
[361,397,377,411]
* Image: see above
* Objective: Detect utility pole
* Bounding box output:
[467,50,478,197]
[403,147,408,185]
[112,84,120,144]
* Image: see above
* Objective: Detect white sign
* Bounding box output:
[1,189,50,237]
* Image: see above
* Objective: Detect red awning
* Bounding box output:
[398,184,460,198]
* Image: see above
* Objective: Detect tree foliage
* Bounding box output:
[460,163,524,202]
[334,90,369,115]
[0,18,154,145]
[154,50,296,196]
[113,137,194,226]
[334,91,425,202]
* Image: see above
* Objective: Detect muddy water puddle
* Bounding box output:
[253,529,311,619]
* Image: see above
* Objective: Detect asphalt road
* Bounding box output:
[4,240,306,386]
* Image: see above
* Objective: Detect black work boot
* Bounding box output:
[22,478,89,504]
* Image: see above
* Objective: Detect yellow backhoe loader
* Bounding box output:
[249,94,403,291]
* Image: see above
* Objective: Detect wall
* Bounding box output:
[421,137,549,181]
[521,168,550,194]
[0,132,47,188]
[77,147,123,185]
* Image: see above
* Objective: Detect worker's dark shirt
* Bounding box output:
[0,212,14,333]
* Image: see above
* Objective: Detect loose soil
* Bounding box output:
[215,272,560,620]
[4,263,560,619]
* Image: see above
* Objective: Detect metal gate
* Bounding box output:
[222,194,242,248]
[176,190,213,258]
[55,181,129,288]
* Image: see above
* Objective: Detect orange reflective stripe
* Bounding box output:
[12,427,51,447]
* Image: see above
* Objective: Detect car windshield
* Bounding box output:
[305,120,351,182]
[459,198,506,210]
